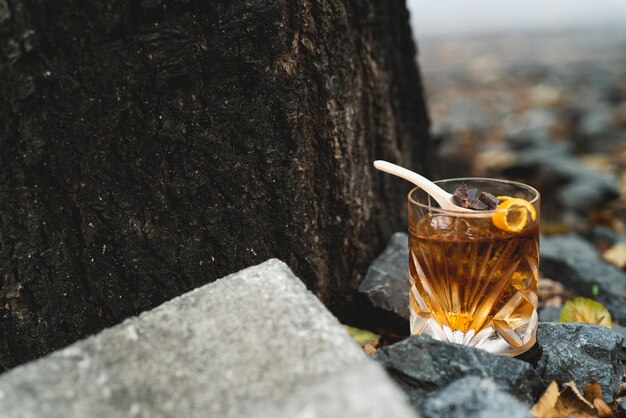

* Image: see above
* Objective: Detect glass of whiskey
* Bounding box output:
[408,178,540,356]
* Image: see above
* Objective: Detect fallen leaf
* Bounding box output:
[532,381,560,417]
[580,153,616,175]
[584,381,614,417]
[584,381,603,404]
[343,325,380,346]
[602,243,626,269]
[559,297,612,328]
[558,382,597,417]
[593,398,613,417]
[541,222,573,236]
[363,344,377,356]
[538,278,566,306]
[532,380,613,418]
[587,210,625,234]
[545,296,563,307]
[474,149,516,175]
[562,381,594,409]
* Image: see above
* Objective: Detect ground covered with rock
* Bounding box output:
[359,231,626,417]
[356,27,626,417]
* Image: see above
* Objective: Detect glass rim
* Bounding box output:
[408,177,540,216]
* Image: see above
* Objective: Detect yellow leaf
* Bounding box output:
[343,325,379,346]
[558,297,612,328]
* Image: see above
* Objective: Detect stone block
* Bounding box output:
[0,259,417,418]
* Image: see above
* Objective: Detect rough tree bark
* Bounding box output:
[0,0,431,370]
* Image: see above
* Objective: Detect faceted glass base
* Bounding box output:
[410,287,538,356]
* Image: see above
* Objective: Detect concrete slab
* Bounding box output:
[0,259,417,418]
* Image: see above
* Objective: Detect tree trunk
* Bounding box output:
[0,0,431,370]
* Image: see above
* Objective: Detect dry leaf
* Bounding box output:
[558,382,597,418]
[587,210,625,234]
[539,278,566,297]
[474,149,516,175]
[593,398,613,417]
[584,381,603,404]
[602,243,626,269]
[363,344,377,356]
[539,278,566,307]
[545,296,563,307]
[583,381,614,417]
[562,381,595,409]
[532,380,613,418]
[579,153,616,175]
[532,381,560,417]
[541,222,573,236]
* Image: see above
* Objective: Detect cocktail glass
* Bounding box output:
[408,178,540,356]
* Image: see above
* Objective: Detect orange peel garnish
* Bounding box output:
[492,196,537,232]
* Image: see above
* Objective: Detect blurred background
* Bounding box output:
[406,0,626,229]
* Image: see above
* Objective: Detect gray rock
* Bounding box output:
[584,225,626,248]
[551,160,618,213]
[538,306,562,322]
[610,323,626,362]
[547,162,619,212]
[580,107,614,137]
[359,232,410,320]
[507,141,571,162]
[443,100,493,131]
[420,377,531,418]
[517,108,559,135]
[373,335,543,406]
[535,322,623,403]
[541,234,599,261]
[0,259,418,418]
[503,150,619,213]
[540,251,626,322]
[506,128,553,150]
[559,180,614,213]
[549,158,618,190]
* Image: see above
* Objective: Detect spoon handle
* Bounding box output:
[373,160,457,210]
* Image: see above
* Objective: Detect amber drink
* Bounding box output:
[408,178,540,356]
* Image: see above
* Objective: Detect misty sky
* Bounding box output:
[407,0,626,37]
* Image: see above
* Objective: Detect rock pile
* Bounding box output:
[360,233,626,417]
[361,232,626,329]
[373,335,542,406]
[535,323,623,403]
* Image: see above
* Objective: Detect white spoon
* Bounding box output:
[373,160,473,212]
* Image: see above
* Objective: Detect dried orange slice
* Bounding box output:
[492,196,537,233]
